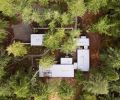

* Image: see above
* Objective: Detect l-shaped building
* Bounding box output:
[12,24,90,77]
[30,34,90,77]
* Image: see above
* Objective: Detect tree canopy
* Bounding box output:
[84,73,109,95]
[7,42,28,57]
[44,29,65,50]
[87,0,108,14]
[39,54,55,68]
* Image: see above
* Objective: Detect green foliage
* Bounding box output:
[61,38,77,54]
[22,7,46,26]
[7,42,28,57]
[60,29,80,54]
[48,20,56,30]
[58,81,75,100]
[87,0,108,14]
[107,0,120,37]
[107,0,120,19]
[100,66,119,82]
[0,29,7,43]
[61,13,73,26]
[0,50,11,80]
[0,71,30,98]
[83,93,96,100]
[47,79,61,92]
[75,70,85,84]
[68,0,86,17]
[84,73,109,95]
[39,55,55,68]
[90,17,114,35]
[110,80,120,93]
[38,0,49,6]
[69,29,81,38]
[44,29,65,50]
[0,0,17,16]
[99,48,120,82]
[30,81,49,100]
[0,20,8,43]
[98,93,120,100]
[22,7,33,23]
[0,19,8,29]
[107,48,120,70]
[0,82,12,96]
[9,72,30,98]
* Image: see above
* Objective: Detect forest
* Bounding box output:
[0,0,120,100]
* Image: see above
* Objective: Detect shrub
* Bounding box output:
[44,29,65,50]
[87,0,108,14]
[0,29,7,43]
[0,20,8,43]
[39,55,55,68]
[107,48,120,70]
[100,66,119,82]
[61,38,77,54]
[0,51,11,80]
[84,73,109,95]
[58,81,75,100]
[68,0,86,17]
[83,93,96,100]
[69,29,81,38]
[30,81,49,100]
[7,42,28,57]
[75,70,85,84]
[90,17,114,35]
[61,13,73,26]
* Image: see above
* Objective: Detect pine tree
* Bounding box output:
[7,42,28,57]
[39,55,55,68]
[84,73,109,95]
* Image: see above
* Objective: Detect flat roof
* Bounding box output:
[77,36,89,46]
[77,49,89,71]
[12,23,32,42]
[60,58,72,64]
[39,64,74,77]
[31,34,44,46]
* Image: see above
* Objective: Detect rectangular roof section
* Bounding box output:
[77,36,90,47]
[39,64,74,77]
[77,49,90,71]
[31,34,44,46]
[61,58,73,64]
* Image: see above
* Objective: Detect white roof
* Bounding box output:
[73,62,77,69]
[31,34,44,46]
[77,36,89,46]
[77,49,89,71]
[61,58,72,64]
[39,64,74,77]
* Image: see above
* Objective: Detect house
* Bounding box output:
[12,25,90,77]
[38,36,90,77]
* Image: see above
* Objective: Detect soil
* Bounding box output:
[88,32,101,67]
[49,92,61,100]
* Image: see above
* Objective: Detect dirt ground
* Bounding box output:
[88,32,101,67]
[49,92,61,100]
